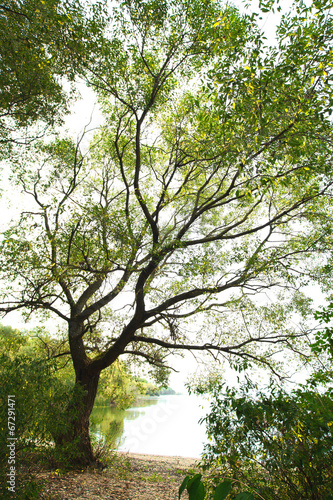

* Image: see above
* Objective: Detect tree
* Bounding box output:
[0,0,107,156]
[1,0,333,465]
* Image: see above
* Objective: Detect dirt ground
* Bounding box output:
[37,453,198,500]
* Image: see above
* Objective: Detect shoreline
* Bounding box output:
[117,450,199,467]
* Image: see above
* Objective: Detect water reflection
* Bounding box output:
[90,406,125,449]
[90,396,160,449]
[90,395,208,457]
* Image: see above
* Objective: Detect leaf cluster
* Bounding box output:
[200,378,333,500]
[0,0,108,152]
[179,473,254,500]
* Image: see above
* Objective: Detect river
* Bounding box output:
[90,394,210,458]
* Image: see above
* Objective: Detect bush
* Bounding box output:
[0,326,76,497]
[199,379,333,500]
[179,473,255,500]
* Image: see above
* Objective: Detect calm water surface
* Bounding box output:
[91,394,209,458]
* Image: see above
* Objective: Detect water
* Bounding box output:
[91,394,209,458]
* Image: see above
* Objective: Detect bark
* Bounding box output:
[54,320,102,466]
[54,368,101,466]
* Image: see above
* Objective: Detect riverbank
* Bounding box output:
[38,452,199,499]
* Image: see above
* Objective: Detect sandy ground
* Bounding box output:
[38,452,199,499]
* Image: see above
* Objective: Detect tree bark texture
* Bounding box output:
[54,321,102,466]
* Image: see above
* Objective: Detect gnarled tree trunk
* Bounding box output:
[54,366,101,466]
[54,321,102,466]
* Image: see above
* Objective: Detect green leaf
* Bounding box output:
[187,474,202,489]
[178,475,189,499]
[187,474,205,500]
[213,480,232,500]
[234,493,254,500]
[188,481,206,500]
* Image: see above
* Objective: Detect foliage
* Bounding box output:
[2,0,333,378]
[96,360,160,409]
[0,323,29,356]
[1,0,333,463]
[0,325,90,479]
[311,298,333,373]
[199,378,333,500]
[293,296,333,386]
[0,0,108,154]
[0,330,77,445]
[1,475,43,500]
[179,473,254,500]
[0,354,66,446]
[0,327,73,497]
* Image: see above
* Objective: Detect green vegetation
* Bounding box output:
[195,379,333,500]
[96,360,164,408]
[0,325,74,497]
[188,309,333,500]
[1,0,333,479]
[0,0,108,156]
[179,473,255,500]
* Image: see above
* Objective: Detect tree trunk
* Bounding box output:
[54,320,102,466]
[54,367,101,466]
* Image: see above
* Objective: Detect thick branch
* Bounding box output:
[123,349,177,372]
[77,267,133,321]
[0,300,69,322]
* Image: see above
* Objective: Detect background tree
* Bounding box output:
[96,359,160,408]
[1,0,333,465]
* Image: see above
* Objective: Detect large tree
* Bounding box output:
[1,0,333,464]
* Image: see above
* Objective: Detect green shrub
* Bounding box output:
[179,473,255,500]
[0,326,76,497]
[199,379,333,500]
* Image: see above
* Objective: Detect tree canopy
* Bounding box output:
[1,0,333,464]
[0,0,107,154]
